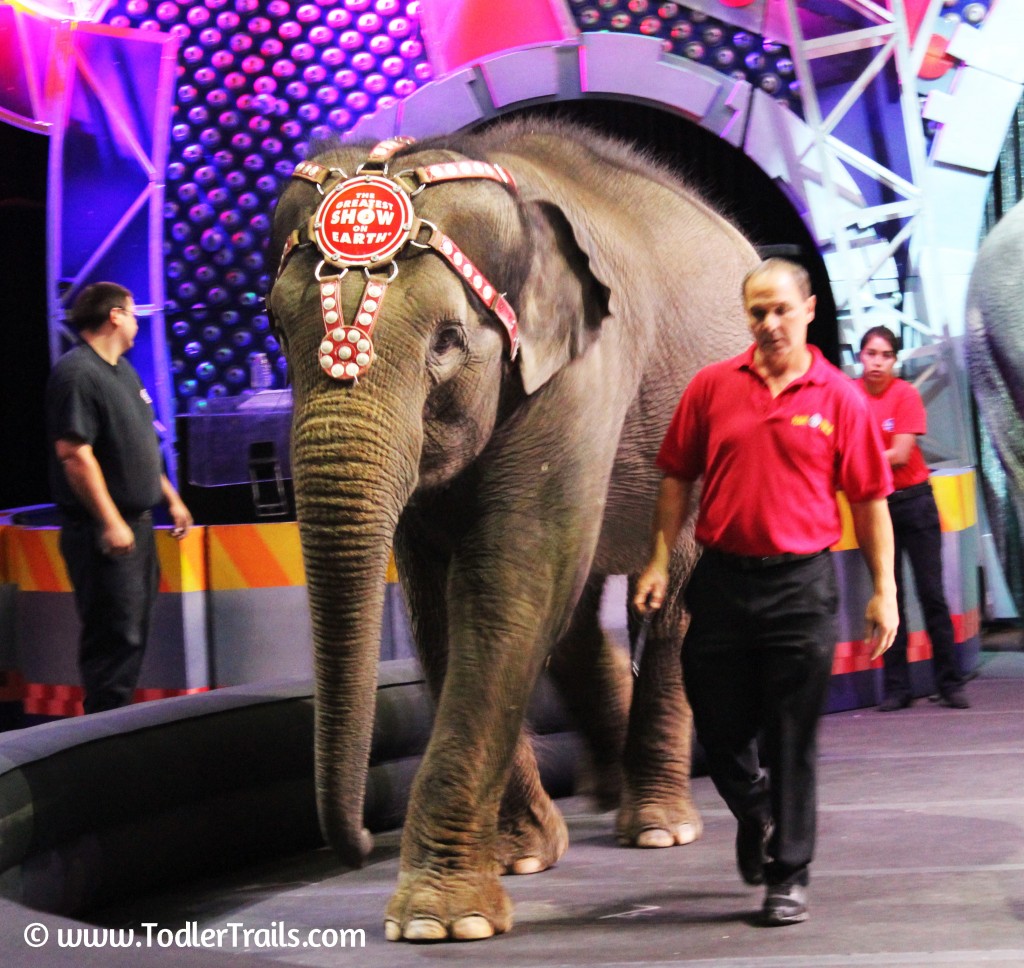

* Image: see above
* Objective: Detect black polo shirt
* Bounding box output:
[46,344,163,516]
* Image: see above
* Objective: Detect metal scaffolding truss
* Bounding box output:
[0,7,179,476]
[781,0,939,344]
[776,0,1022,477]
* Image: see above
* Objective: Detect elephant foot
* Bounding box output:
[384,868,513,942]
[615,796,703,849]
[496,792,569,875]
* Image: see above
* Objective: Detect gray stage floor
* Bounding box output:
[82,648,1024,968]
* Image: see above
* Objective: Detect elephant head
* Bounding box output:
[267,123,620,865]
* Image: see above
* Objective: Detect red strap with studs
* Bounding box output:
[317,274,389,382]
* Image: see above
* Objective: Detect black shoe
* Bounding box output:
[939,690,970,709]
[736,819,772,886]
[878,694,912,712]
[761,883,808,926]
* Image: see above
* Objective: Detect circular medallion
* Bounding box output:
[319,326,373,381]
[313,175,415,268]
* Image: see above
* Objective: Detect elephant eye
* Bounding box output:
[431,323,466,357]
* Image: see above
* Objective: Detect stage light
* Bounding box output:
[962,2,985,23]
[345,90,370,111]
[387,16,411,38]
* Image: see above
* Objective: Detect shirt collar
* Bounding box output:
[737,343,826,386]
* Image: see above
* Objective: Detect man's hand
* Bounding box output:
[633,476,695,615]
[161,475,193,540]
[864,591,899,660]
[168,498,193,540]
[633,562,668,614]
[849,498,899,661]
[100,519,135,556]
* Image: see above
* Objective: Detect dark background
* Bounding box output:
[0,124,49,511]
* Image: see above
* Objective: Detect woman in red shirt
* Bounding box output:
[856,326,969,710]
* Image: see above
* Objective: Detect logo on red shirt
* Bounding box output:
[791,413,834,436]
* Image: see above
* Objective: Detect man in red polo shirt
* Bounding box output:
[635,258,898,926]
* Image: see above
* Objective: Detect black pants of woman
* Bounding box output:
[882,483,963,703]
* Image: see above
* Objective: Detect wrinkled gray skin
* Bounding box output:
[966,198,1024,601]
[268,119,756,942]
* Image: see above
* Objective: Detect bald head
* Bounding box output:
[742,258,812,302]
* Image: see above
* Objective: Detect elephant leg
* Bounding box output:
[547,574,632,810]
[384,644,541,942]
[396,519,567,880]
[615,559,702,849]
[384,493,609,941]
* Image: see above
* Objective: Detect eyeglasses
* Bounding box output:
[113,306,136,318]
[861,349,896,360]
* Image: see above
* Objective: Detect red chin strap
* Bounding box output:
[279,138,519,383]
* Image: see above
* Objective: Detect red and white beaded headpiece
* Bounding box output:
[277,138,520,383]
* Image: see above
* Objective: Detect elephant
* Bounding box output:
[267,117,757,942]
[966,197,1024,613]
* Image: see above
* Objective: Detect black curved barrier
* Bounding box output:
[0,660,582,919]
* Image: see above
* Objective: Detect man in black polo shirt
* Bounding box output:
[46,282,192,714]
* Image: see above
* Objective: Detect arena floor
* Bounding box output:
[53,644,1021,968]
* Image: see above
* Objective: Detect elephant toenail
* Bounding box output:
[675,821,702,845]
[511,857,544,875]
[404,917,448,942]
[452,915,495,941]
[636,828,676,848]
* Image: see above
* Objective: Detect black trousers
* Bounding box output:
[682,550,838,888]
[883,485,962,700]
[60,513,159,714]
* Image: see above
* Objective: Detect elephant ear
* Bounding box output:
[514,200,612,395]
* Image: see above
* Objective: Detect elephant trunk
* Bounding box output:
[292,393,420,866]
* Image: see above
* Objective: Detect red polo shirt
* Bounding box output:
[657,345,892,556]
[854,377,930,491]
